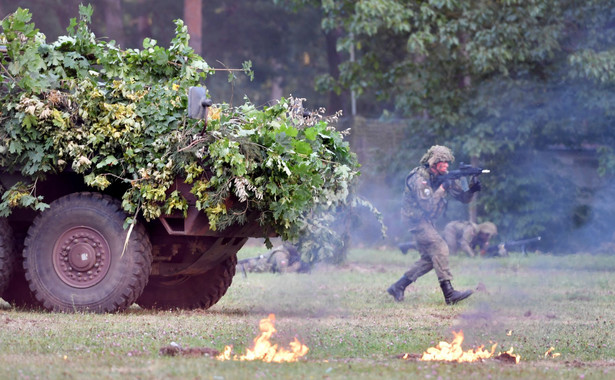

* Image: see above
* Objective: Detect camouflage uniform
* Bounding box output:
[237,244,307,274]
[474,222,498,256]
[443,221,497,257]
[388,145,479,305]
[269,244,305,273]
[443,221,478,257]
[238,254,274,273]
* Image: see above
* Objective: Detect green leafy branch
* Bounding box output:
[0,5,370,260]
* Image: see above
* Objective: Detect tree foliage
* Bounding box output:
[288,0,615,251]
[0,5,364,262]
[312,0,615,148]
[202,0,329,109]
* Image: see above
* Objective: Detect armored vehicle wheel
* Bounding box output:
[136,254,236,310]
[23,193,152,313]
[0,218,14,297]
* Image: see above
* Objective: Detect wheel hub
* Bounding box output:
[52,227,111,288]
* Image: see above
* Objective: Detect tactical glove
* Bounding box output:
[469,179,481,193]
[440,178,452,190]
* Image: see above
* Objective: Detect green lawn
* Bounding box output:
[0,248,614,379]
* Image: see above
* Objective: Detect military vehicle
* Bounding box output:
[0,86,272,313]
[0,6,358,313]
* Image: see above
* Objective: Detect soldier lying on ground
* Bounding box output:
[442,220,498,257]
[236,243,310,275]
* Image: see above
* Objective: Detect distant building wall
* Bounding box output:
[341,116,407,167]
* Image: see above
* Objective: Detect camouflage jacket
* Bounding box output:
[445,220,479,255]
[237,245,308,274]
[401,166,475,229]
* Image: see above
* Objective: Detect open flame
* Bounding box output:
[216,314,308,362]
[409,330,520,364]
[545,346,560,358]
[420,330,497,363]
[497,347,521,364]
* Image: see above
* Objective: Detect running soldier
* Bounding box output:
[387,145,481,305]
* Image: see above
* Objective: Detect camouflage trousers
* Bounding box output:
[404,219,453,282]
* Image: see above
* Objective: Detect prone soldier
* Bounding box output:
[237,243,309,275]
[442,220,498,257]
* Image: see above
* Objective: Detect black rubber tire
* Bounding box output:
[136,254,236,310]
[23,192,152,313]
[0,218,14,297]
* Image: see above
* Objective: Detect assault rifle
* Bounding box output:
[236,253,272,278]
[484,236,542,257]
[433,163,490,190]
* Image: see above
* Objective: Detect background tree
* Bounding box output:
[0,1,331,107]
[183,0,201,55]
[3,0,615,252]
[284,0,615,252]
[102,0,125,46]
[199,0,329,110]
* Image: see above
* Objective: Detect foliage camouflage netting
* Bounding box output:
[0,5,364,257]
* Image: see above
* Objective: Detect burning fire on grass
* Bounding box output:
[545,347,560,358]
[401,330,520,364]
[216,314,309,362]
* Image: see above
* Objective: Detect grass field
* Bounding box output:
[0,246,614,379]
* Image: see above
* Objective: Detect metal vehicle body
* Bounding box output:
[0,87,268,313]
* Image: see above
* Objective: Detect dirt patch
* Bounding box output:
[564,359,615,368]
[429,312,456,320]
[159,344,220,357]
[395,353,422,360]
[315,262,388,274]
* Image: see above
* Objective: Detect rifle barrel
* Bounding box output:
[505,236,541,246]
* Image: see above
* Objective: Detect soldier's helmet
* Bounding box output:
[477,222,497,236]
[420,145,455,167]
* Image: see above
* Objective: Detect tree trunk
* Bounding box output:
[135,0,152,41]
[324,29,348,116]
[270,59,284,103]
[184,0,203,55]
[102,0,125,47]
[469,156,479,223]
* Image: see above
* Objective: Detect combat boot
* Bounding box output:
[387,276,413,302]
[439,280,473,305]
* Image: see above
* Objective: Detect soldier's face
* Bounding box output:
[433,161,449,175]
